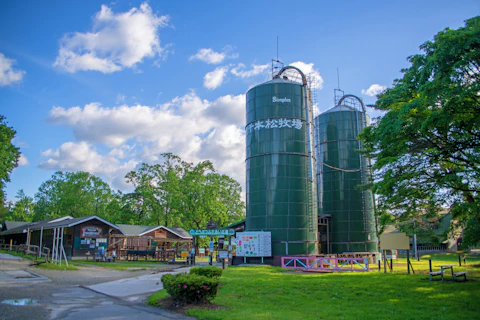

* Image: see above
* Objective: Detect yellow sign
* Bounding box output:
[181,251,189,258]
[379,232,410,250]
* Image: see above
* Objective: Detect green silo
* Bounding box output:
[245,66,318,260]
[315,94,377,253]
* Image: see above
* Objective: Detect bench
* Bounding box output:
[453,272,467,282]
[429,271,443,281]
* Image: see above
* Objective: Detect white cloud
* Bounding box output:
[289,61,324,89]
[231,63,269,78]
[45,92,246,189]
[204,66,229,90]
[189,48,225,64]
[361,84,386,96]
[44,92,247,191]
[53,3,170,73]
[18,154,29,166]
[0,53,26,86]
[189,46,238,64]
[39,141,138,190]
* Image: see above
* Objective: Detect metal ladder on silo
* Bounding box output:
[306,75,318,233]
[357,110,369,250]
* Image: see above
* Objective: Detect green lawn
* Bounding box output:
[150,253,480,320]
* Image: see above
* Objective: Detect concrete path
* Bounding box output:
[0,254,196,320]
[87,266,192,302]
[48,286,194,320]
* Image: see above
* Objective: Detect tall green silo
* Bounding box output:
[315,94,377,253]
[245,66,318,260]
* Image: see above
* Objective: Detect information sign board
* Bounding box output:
[189,229,235,236]
[235,232,271,257]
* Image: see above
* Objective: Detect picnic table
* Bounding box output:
[430,264,467,282]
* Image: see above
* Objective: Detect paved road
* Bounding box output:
[0,254,194,320]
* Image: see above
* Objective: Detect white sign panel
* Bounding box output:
[235,232,272,257]
[245,118,303,133]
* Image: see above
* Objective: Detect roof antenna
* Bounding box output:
[277,35,279,62]
[334,68,344,105]
[271,36,283,79]
[337,68,340,89]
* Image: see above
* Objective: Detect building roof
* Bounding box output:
[0,216,123,236]
[224,220,246,229]
[2,221,29,231]
[116,224,157,236]
[116,224,192,240]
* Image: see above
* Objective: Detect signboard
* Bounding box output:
[189,229,235,236]
[235,232,272,257]
[379,232,410,250]
[218,250,228,259]
[199,248,205,254]
[81,226,102,237]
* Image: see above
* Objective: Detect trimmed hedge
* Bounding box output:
[161,273,219,304]
[190,266,222,278]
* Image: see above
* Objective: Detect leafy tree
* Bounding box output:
[125,154,245,229]
[0,115,20,212]
[125,154,185,226]
[34,171,116,220]
[5,189,34,222]
[359,17,480,232]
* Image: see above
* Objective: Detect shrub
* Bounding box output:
[190,266,222,278]
[161,273,220,304]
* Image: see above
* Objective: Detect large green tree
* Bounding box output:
[359,17,480,238]
[0,115,20,216]
[34,171,116,220]
[125,153,245,229]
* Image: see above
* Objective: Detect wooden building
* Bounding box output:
[0,216,123,259]
[111,224,193,260]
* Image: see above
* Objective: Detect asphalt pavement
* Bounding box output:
[0,253,195,320]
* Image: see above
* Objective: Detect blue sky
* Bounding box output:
[1,0,478,202]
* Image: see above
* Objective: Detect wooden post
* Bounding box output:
[378,260,381,272]
[38,227,44,258]
[458,254,461,266]
[407,249,410,275]
[383,250,387,273]
[390,258,393,272]
[428,259,432,273]
[9,239,12,251]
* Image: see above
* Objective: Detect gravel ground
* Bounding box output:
[0,256,184,320]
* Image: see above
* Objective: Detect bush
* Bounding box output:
[161,273,219,304]
[190,266,222,278]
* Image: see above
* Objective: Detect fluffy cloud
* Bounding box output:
[204,66,229,90]
[189,48,226,64]
[18,154,29,166]
[53,3,170,73]
[189,46,238,64]
[0,53,26,86]
[44,92,247,190]
[40,141,138,190]
[289,61,324,89]
[231,63,269,78]
[361,84,386,96]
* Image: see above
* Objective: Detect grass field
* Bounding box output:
[150,253,480,320]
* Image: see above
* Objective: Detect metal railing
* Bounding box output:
[281,256,370,272]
